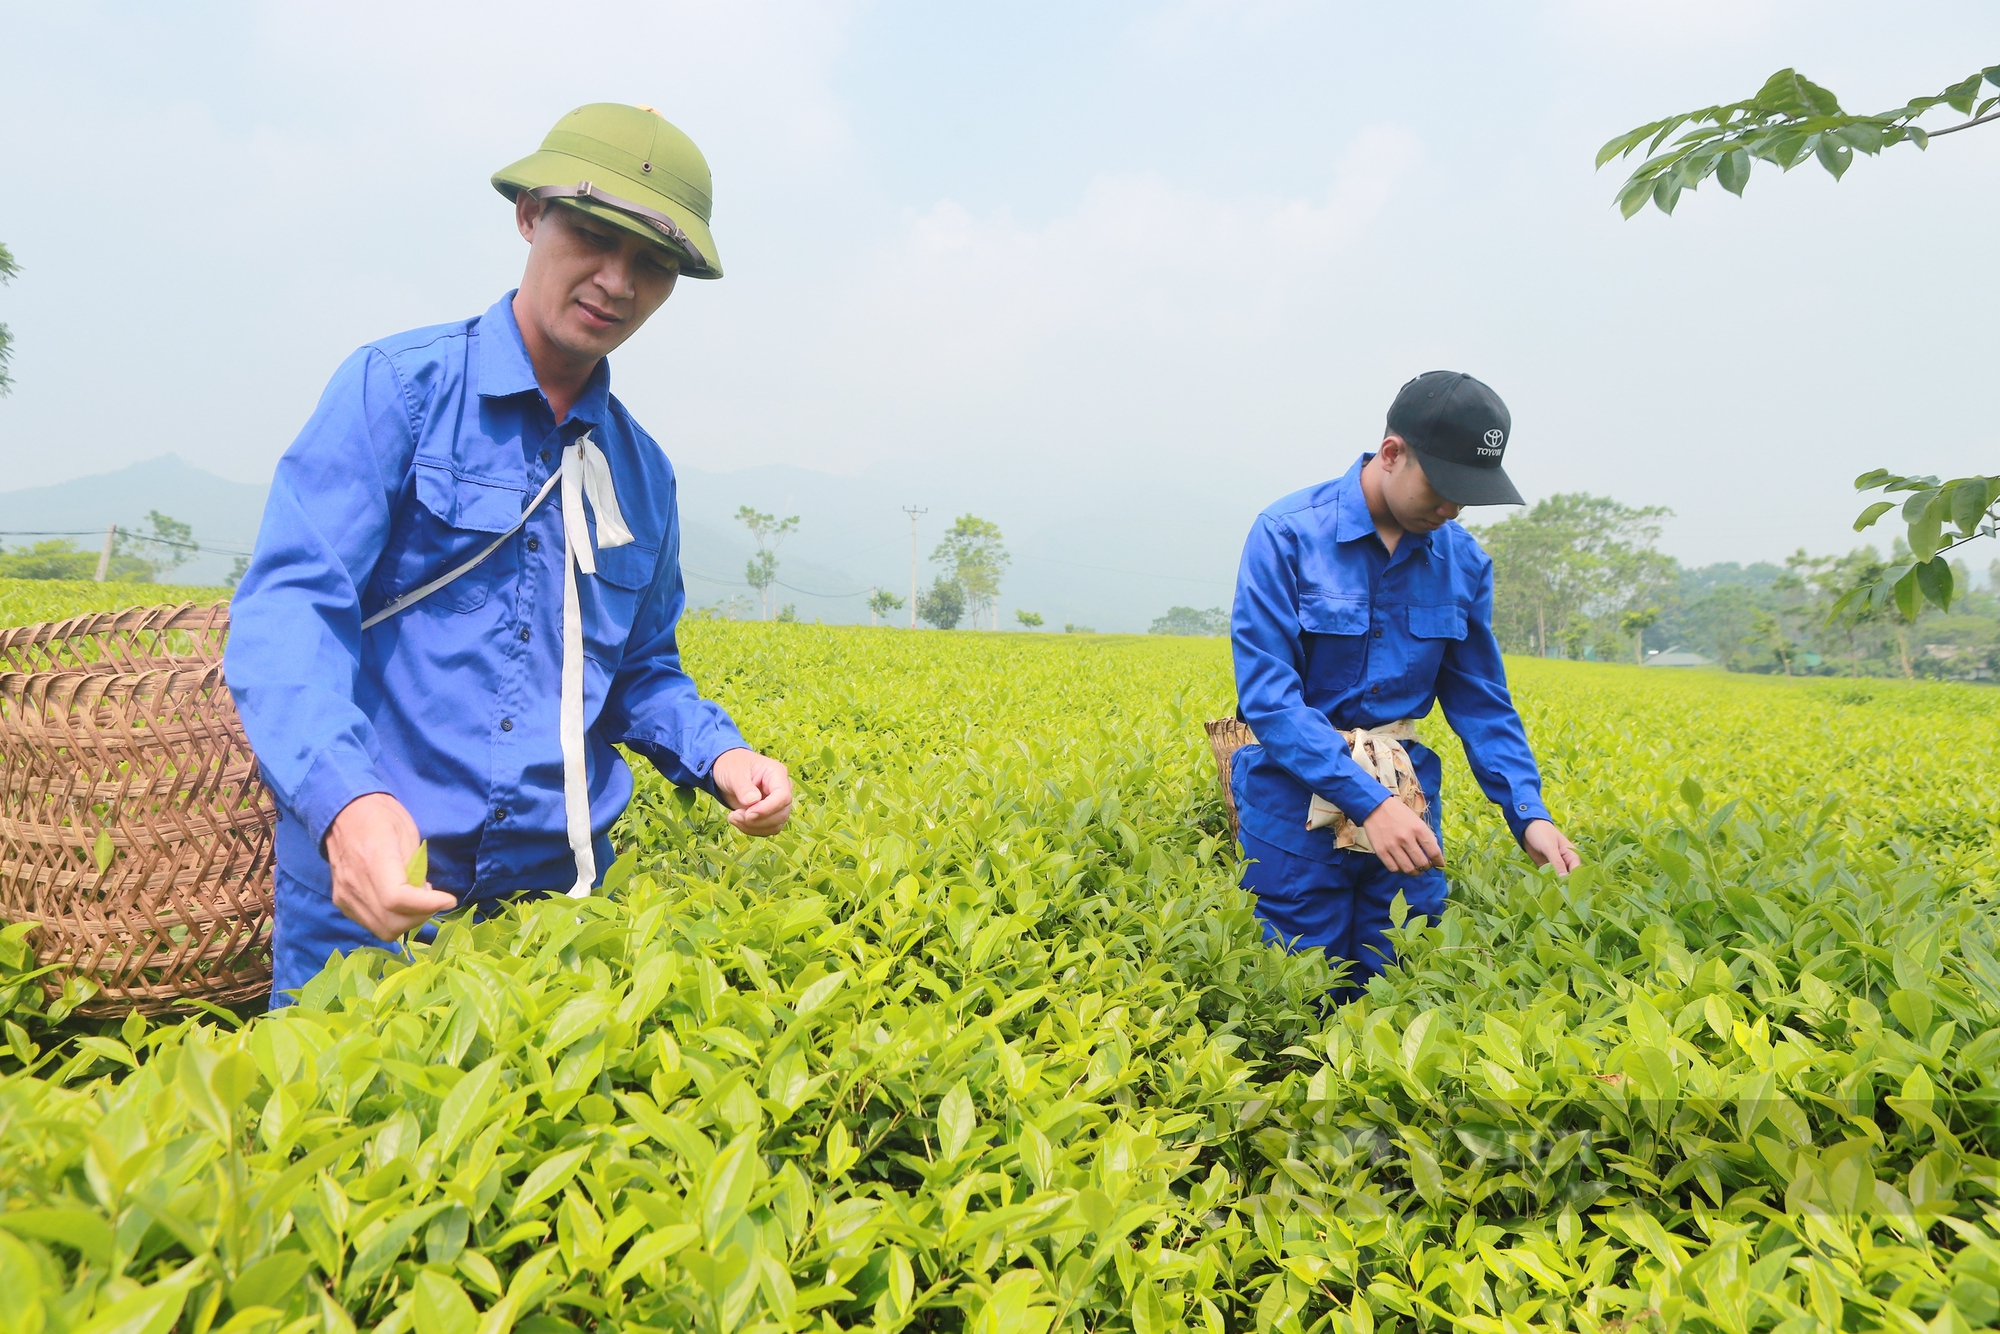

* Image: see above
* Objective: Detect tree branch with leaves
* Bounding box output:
[1597,60,2000,625]
[1833,470,2000,621]
[1598,63,2000,218]
[0,241,19,397]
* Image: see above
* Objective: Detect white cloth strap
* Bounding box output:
[1306,720,1422,842]
[364,434,633,898]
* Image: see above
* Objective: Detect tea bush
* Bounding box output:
[0,578,233,629]
[3,608,2000,1333]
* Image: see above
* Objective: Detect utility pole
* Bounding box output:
[94,525,116,583]
[902,506,927,629]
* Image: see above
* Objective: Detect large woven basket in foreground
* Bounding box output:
[0,603,274,1013]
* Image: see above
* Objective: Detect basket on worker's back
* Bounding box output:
[1203,717,1255,840]
[0,603,274,1014]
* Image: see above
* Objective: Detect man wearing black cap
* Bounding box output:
[1229,371,1578,995]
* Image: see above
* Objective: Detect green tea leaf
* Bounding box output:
[230,1250,314,1313]
[700,1134,762,1246]
[1406,1142,1445,1208]
[0,1208,114,1264]
[509,1147,590,1220]
[406,839,429,887]
[72,1277,191,1334]
[412,1270,478,1334]
[938,1079,975,1161]
[434,1056,505,1160]
[601,846,639,894]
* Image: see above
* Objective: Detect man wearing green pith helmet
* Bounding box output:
[228,105,793,1005]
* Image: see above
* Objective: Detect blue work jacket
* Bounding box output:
[226,292,747,900]
[1231,454,1551,863]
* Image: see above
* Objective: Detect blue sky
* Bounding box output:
[2,1,1998,623]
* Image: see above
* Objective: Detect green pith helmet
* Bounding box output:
[492,104,722,279]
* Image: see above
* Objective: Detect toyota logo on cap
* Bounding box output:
[1484,429,1505,449]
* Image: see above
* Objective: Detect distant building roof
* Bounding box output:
[1644,650,1713,667]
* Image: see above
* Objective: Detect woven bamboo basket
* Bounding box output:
[1203,717,1255,840]
[0,603,274,1014]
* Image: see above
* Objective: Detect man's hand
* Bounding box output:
[713,748,794,836]
[1521,819,1580,874]
[1362,798,1445,875]
[325,793,459,941]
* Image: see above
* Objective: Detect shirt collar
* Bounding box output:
[1334,453,1377,543]
[1336,451,1434,555]
[475,291,613,426]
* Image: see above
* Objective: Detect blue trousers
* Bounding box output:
[269,869,547,1007]
[1238,828,1447,997]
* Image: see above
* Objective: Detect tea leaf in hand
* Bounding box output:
[406,839,428,888]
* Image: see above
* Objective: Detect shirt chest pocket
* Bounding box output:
[374,466,530,615]
[1408,604,1468,641]
[582,540,658,666]
[1405,602,1469,678]
[1298,590,1371,692]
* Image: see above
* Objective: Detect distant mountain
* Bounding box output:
[1,452,1256,632]
[0,455,267,586]
[672,458,1248,633]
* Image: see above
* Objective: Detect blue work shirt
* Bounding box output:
[227,292,747,901]
[1231,453,1551,863]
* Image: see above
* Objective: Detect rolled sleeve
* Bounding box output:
[226,348,411,848]
[1232,515,1394,824]
[1436,558,1551,841]
[601,477,749,795]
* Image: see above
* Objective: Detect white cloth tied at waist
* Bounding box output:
[1306,719,1429,854]
[361,433,632,898]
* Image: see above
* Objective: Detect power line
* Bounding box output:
[681,566,870,599]
[1017,553,1222,585]
[0,529,254,557]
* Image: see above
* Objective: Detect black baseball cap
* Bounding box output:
[1384,370,1524,506]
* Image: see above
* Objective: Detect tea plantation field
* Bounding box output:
[5,579,2000,1333]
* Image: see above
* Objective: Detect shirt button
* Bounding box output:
[500,718,514,732]
[1517,803,1529,812]
[1370,685,1379,693]
[540,450,551,464]
[1373,629,1383,638]
[494,808,508,822]
[526,536,540,552]
[519,627,531,642]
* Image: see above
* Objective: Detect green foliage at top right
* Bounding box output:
[1842,470,2000,623]
[1599,63,2000,218]
[0,240,17,396]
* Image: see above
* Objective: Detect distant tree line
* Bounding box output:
[918,515,1009,630]
[0,512,201,584]
[1149,606,1227,637]
[1471,493,2000,680]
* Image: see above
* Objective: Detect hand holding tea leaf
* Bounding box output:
[712,747,795,836]
[324,793,456,941]
[1360,797,1444,875]
[1520,819,1580,874]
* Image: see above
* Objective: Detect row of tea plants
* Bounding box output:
[4,592,2000,1332]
